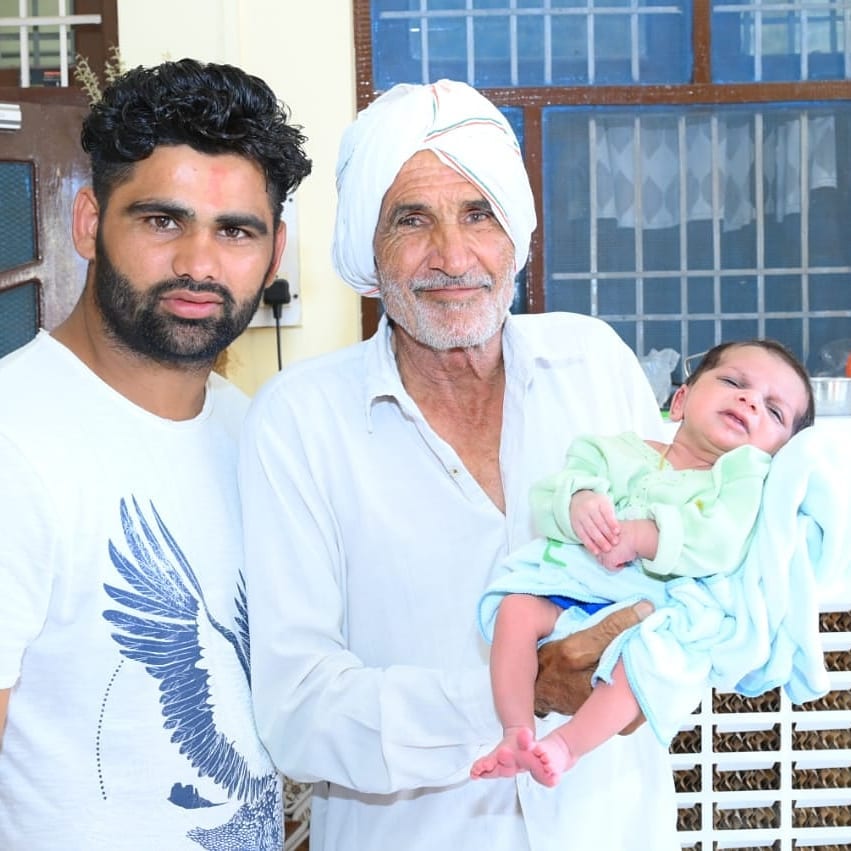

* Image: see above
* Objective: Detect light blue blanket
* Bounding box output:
[478,427,851,744]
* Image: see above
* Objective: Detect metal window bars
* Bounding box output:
[0,0,100,87]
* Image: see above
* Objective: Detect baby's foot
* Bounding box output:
[516,728,577,787]
[470,727,534,780]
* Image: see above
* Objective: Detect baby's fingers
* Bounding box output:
[577,515,618,554]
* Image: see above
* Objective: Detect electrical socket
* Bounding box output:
[249,195,301,328]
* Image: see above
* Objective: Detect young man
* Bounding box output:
[0,58,311,849]
[240,79,677,851]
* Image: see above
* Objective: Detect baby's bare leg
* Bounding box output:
[516,658,640,786]
[471,595,561,780]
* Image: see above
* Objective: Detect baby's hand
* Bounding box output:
[595,520,657,570]
[596,537,637,571]
[569,490,619,556]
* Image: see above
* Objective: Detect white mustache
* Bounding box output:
[411,275,493,293]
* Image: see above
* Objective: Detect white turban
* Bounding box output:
[332,79,537,296]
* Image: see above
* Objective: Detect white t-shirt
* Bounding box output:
[240,312,678,851]
[0,332,282,850]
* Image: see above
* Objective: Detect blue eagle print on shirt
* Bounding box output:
[102,496,283,850]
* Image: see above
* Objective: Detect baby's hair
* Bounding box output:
[686,340,815,433]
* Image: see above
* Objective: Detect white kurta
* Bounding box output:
[240,312,678,851]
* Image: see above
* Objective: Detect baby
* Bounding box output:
[472,339,815,786]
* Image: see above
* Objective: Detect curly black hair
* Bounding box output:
[81,58,312,222]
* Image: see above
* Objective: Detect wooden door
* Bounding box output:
[0,89,90,358]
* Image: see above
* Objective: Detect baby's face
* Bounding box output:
[676,346,809,455]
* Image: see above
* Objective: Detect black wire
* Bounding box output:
[263,279,290,372]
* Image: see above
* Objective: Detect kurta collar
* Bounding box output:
[363,315,410,433]
[362,312,542,432]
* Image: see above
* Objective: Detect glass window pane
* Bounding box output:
[687,277,716,314]
[720,318,760,341]
[374,15,422,87]
[712,0,851,83]
[645,277,681,313]
[427,15,470,81]
[598,277,636,314]
[642,319,682,361]
[721,275,758,312]
[811,316,851,373]
[516,15,547,85]
[594,13,635,84]
[686,319,719,365]
[0,161,37,272]
[764,274,802,312]
[551,14,589,84]
[765,318,806,363]
[611,320,637,350]
[810,273,851,311]
[0,281,38,358]
[548,279,592,314]
[473,12,512,86]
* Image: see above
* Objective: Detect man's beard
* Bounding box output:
[378,270,516,351]
[93,234,266,367]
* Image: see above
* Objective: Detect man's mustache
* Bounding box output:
[149,278,235,307]
[411,275,493,293]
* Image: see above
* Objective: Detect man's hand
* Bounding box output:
[534,601,652,733]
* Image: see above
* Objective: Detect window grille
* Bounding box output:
[373,0,690,87]
[543,102,851,379]
[0,0,102,87]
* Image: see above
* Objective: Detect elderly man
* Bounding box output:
[240,80,678,850]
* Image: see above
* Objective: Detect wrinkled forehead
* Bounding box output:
[379,150,496,220]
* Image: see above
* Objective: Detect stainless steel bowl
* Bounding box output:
[811,376,851,416]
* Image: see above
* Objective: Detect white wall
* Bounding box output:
[116,0,362,394]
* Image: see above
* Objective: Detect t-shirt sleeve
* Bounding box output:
[0,435,56,686]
